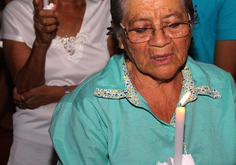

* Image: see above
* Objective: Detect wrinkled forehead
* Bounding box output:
[123,0,187,24]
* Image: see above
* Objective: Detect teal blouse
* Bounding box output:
[49,55,236,165]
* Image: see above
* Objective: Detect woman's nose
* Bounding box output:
[148,28,171,47]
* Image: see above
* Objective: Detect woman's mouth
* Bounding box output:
[153,56,168,60]
[151,54,173,64]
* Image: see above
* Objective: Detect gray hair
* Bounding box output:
[110,0,126,37]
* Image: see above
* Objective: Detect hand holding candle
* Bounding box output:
[174,92,191,165]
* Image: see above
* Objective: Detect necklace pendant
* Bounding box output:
[64,35,69,41]
[62,36,76,56]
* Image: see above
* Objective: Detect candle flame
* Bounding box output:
[180,91,191,106]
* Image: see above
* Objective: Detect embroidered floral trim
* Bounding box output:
[50,33,90,59]
[123,61,140,106]
[94,88,128,98]
[181,65,221,105]
[94,60,139,106]
[94,59,222,110]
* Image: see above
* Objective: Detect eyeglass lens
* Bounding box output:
[128,22,190,43]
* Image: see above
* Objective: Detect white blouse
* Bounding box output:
[0,0,111,164]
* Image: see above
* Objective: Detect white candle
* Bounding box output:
[174,106,185,165]
[44,0,49,8]
[174,92,191,165]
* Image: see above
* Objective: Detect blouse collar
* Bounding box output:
[94,58,222,107]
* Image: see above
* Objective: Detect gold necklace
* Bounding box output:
[59,5,83,56]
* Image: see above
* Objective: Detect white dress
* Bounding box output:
[0,0,111,164]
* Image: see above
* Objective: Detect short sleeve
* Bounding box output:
[216,0,236,40]
[49,99,109,165]
[0,1,35,47]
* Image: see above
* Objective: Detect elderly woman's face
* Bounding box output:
[120,0,192,81]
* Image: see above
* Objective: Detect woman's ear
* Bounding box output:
[117,36,124,49]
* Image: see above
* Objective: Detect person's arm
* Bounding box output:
[214,40,236,82]
[3,40,48,93]
[214,0,236,82]
[4,38,78,109]
[2,0,75,109]
[13,85,77,109]
[3,0,58,94]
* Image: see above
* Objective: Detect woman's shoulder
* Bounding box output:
[58,71,103,111]
[187,57,234,87]
[1,0,34,45]
[188,57,229,74]
[3,0,33,20]
[4,0,33,11]
[60,55,124,105]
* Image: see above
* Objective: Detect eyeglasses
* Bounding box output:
[120,19,191,43]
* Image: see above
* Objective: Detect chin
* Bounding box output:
[151,68,180,82]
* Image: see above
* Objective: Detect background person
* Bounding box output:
[0,0,113,164]
[49,0,236,164]
[189,0,236,81]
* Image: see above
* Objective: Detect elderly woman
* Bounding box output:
[49,0,236,164]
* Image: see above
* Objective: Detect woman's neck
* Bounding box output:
[127,62,183,123]
[52,0,85,11]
